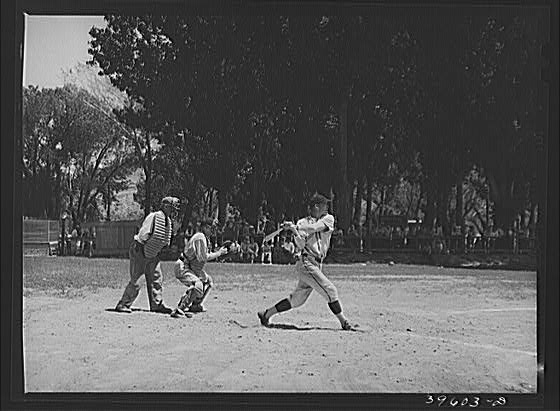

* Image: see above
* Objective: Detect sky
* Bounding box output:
[23,15,106,89]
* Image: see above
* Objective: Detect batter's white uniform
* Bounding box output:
[288,213,338,308]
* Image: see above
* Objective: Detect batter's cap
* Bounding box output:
[161,196,180,210]
[308,193,331,207]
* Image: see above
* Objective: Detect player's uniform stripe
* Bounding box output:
[301,255,333,302]
[143,211,172,259]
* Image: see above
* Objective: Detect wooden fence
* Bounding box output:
[83,220,141,257]
[23,218,60,255]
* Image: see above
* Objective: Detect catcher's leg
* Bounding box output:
[172,262,203,316]
[189,274,212,312]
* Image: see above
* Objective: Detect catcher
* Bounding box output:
[171,218,230,318]
[257,193,356,331]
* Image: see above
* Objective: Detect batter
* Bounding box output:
[258,193,356,331]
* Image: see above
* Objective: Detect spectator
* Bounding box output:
[281,236,296,264]
[273,239,285,264]
[240,236,253,263]
[71,225,80,256]
[81,228,90,257]
[261,240,273,265]
[241,221,251,239]
[222,220,236,243]
[347,224,360,250]
[248,237,259,264]
[403,226,410,247]
[334,228,345,248]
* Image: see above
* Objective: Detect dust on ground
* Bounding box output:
[23,261,537,393]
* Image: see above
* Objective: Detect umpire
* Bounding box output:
[115,196,180,314]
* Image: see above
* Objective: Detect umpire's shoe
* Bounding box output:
[151,304,173,314]
[115,304,132,313]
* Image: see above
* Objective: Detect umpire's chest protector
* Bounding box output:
[143,211,172,259]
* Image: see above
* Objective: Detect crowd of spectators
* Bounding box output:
[59,210,534,260]
[58,224,96,257]
[330,220,535,255]
[179,213,297,265]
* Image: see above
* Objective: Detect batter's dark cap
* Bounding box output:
[308,193,330,207]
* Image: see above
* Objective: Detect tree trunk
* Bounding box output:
[365,177,373,237]
[217,189,228,227]
[106,185,111,221]
[378,186,386,227]
[353,177,363,226]
[144,133,153,216]
[144,170,152,216]
[208,188,214,218]
[336,90,352,231]
[437,188,450,234]
[455,179,464,231]
[423,186,436,230]
[487,171,518,231]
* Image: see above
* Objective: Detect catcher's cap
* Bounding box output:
[161,196,180,209]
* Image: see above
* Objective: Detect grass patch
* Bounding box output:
[23,256,535,295]
[22,257,294,291]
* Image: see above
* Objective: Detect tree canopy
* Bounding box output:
[23,9,549,237]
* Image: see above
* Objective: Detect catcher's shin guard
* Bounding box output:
[192,282,212,306]
[178,286,203,311]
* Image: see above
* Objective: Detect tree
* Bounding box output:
[22,84,136,225]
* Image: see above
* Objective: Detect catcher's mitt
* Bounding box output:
[221,240,240,254]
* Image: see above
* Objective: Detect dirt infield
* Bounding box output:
[23,257,537,393]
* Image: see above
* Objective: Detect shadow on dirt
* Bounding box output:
[268,322,333,331]
[104,307,165,313]
[266,322,366,332]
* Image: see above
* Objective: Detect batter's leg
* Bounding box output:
[258,277,313,326]
[298,258,354,330]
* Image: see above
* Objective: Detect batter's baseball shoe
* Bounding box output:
[341,320,357,331]
[188,304,206,313]
[257,311,269,327]
[170,308,193,318]
[115,304,132,313]
[151,304,173,314]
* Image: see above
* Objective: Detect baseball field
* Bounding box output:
[23,256,537,393]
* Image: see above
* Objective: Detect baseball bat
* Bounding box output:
[263,227,284,243]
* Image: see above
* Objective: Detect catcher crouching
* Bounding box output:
[171,218,229,318]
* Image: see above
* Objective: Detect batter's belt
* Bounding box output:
[300,251,322,267]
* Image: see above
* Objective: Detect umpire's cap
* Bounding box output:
[161,196,180,210]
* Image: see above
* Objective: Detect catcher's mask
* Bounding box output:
[161,196,180,219]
